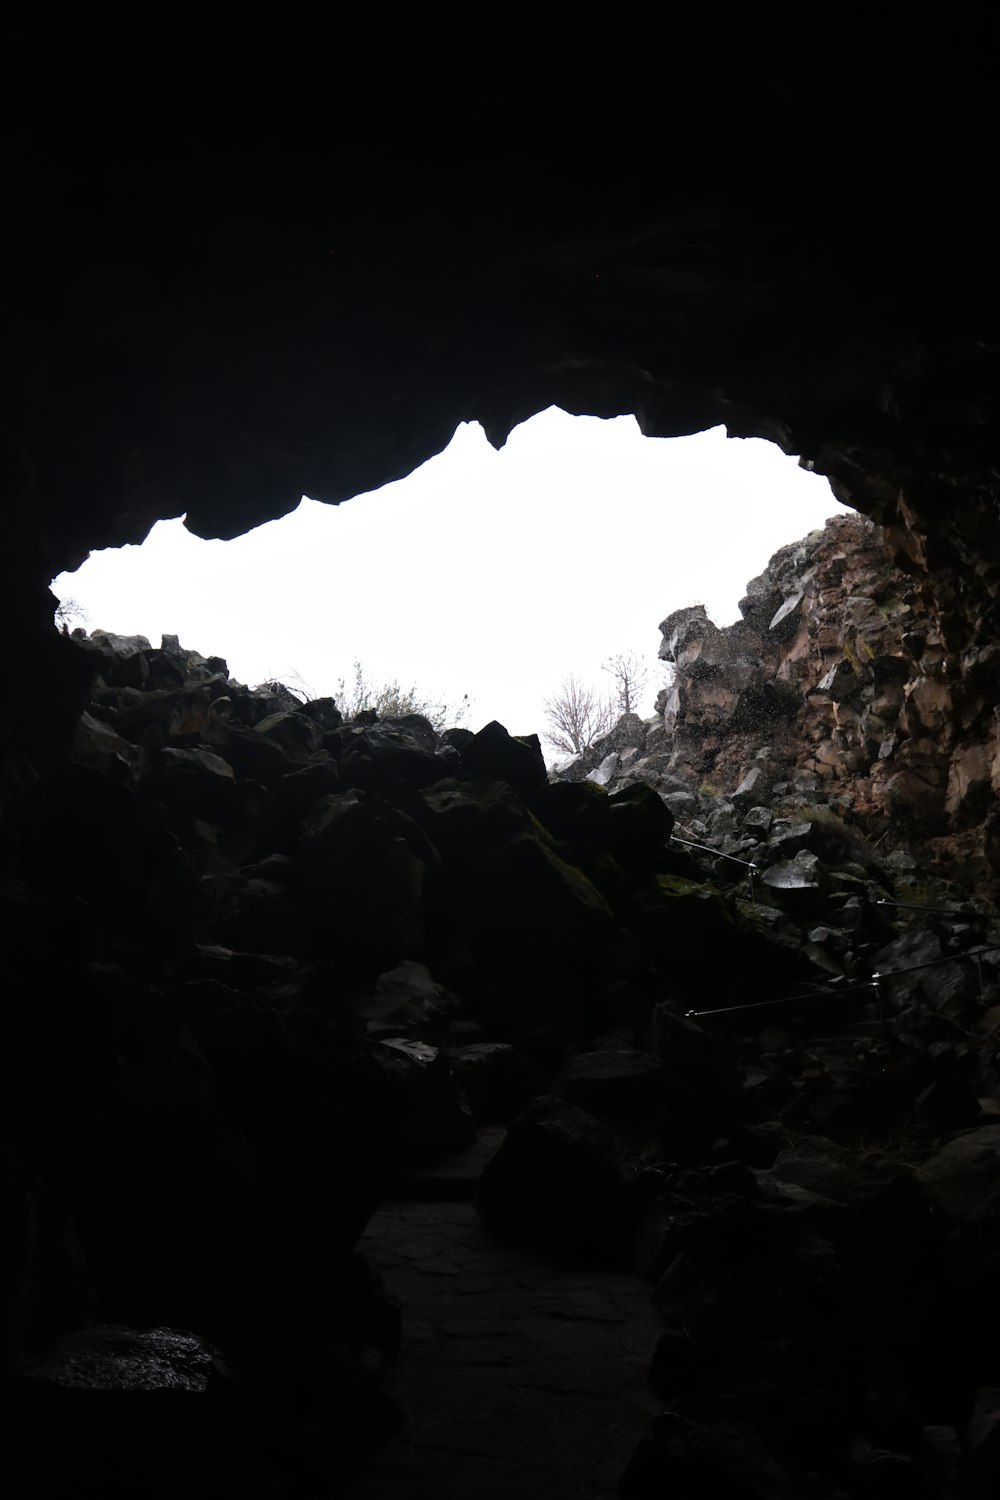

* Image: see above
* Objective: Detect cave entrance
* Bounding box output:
[52,409,845,757]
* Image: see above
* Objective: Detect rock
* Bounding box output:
[768,591,804,639]
[72,710,143,779]
[813,658,861,702]
[11,1325,264,1499]
[555,1048,664,1116]
[444,1042,538,1123]
[644,1005,742,1100]
[587,750,619,786]
[742,805,774,836]
[276,759,341,818]
[590,713,648,757]
[458,720,547,800]
[19,1322,233,1394]
[299,696,344,731]
[217,723,298,783]
[761,851,830,906]
[606,782,675,865]
[661,789,699,818]
[340,717,448,795]
[87,629,153,658]
[254,710,323,757]
[732,766,765,801]
[475,1096,636,1264]
[922,1425,962,1498]
[419,775,538,860]
[374,1038,476,1163]
[913,1078,981,1133]
[298,791,436,972]
[916,1126,1000,1225]
[967,1388,1000,1499]
[758,1136,913,1212]
[461,829,613,967]
[621,1408,804,1499]
[356,960,461,1041]
[157,744,238,816]
[765,820,816,858]
[532,779,611,860]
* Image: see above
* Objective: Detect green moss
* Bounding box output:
[657,873,723,900]
[779,803,879,867]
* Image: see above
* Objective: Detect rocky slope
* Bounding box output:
[4,614,1000,1495]
[559,512,1000,901]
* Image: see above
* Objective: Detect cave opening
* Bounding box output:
[51,408,846,757]
[10,15,1000,1495]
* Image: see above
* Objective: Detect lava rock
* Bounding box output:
[458,720,548,800]
[554,1047,664,1116]
[444,1042,538,1123]
[916,1125,1000,1225]
[10,1325,268,1499]
[475,1096,636,1264]
[356,960,461,1041]
[374,1038,476,1163]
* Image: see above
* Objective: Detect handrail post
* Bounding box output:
[871,971,886,1024]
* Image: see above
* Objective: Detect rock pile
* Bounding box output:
[5,615,1000,1496]
[558,512,1000,900]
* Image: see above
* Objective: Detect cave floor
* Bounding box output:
[342,1130,660,1500]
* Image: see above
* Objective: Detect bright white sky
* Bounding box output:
[53,408,846,740]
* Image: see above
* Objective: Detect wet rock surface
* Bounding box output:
[560,514,1000,903]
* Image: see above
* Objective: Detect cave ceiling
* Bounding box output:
[5,11,1000,588]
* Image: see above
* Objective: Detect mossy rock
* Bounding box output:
[461,832,613,966]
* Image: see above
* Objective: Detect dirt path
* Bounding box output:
[343,1133,660,1500]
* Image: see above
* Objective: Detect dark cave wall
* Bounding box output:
[5,12,1000,580]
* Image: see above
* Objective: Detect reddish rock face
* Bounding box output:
[567,513,1000,897]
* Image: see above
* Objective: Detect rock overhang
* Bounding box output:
[6,15,1000,576]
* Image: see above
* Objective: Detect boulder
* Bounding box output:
[475,1096,636,1263]
[554,1048,664,1116]
[374,1038,475,1163]
[459,720,548,800]
[298,790,437,971]
[916,1126,1000,1225]
[606,782,675,865]
[11,1325,263,1500]
[459,830,613,967]
[444,1042,538,1123]
[356,960,461,1041]
[71,711,143,780]
[761,851,830,909]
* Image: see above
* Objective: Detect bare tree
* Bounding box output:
[602,650,649,716]
[54,595,89,632]
[542,673,613,756]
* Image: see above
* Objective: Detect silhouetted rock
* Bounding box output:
[475,1097,636,1264]
[459,720,548,800]
[443,1041,537,1123]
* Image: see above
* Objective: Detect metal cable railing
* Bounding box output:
[670,826,1000,1021]
[671,828,997,922]
[670,833,761,899]
[686,943,1000,1022]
